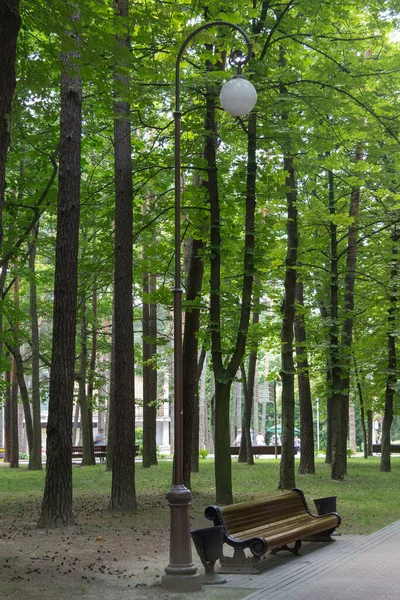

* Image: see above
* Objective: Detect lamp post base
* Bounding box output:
[162,573,202,592]
[162,484,202,592]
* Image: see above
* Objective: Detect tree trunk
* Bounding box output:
[38,9,82,528]
[279,151,298,491]
[29,226,42,469]
[349,401,357,454]
[332,147,362,480]
[367,410,373,456]
[193,348,206,469]
[182,236,205,485]
[380,225,398,472]
[214,381,233,504]
[142,244,158,468]
[4,357,11,462]
[109,0,136,510]
[239,364,255,465]
[278,45,298,491]
[78,300,94,466]
[7,344,34,460]
[327,168,340,468]
[72,402,80,447]
[86,280,97,461]
[210,105,257,503]
[198,350,207,452]
[10,354,19,468]
[294,278,315,474]
[106,306,116,472]
[0,406,3,448]
[0,0,20,250]
[149,274,158,457]
[357,379,368,459]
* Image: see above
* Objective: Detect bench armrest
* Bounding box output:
[205,505,268,557]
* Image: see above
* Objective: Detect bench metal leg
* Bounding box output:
[219,546,262,574]
[271,539,302,556]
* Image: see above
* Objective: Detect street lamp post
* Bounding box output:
[162,21,256,592]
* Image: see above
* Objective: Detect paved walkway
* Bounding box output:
[216,520,400,600]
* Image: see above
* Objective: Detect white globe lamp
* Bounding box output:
[220,74,257,116]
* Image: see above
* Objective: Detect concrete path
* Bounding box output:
[216,520,400,600]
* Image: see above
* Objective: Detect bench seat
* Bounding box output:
[72,444,140,462]
[205,488,341,573]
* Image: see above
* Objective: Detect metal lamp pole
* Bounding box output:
[162,21,254,592]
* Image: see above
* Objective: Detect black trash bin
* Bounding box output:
[314,496,337,515]
[191,526,226,584]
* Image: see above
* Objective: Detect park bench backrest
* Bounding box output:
[218,490,306,536]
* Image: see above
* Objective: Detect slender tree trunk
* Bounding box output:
[355,360,368,459]
[149,274,158,456]
[38,8,82,528]
[193,348,206,468]
[7,344,34,458]
[110,0,136,510]
[10,353,19,468]
[210,105,257,503]
[199,350,207,452]
[279,152,298,491]
[367,410,373,456]
[0,0,20,251]
[231,378,237,444]
[142,238,158,468]
[380,225,398,472]
[239,364,255,465]
[332,147,362,480]
[0,406,3,448]
[349,401,357,453]
[78,300,94,466]
[278,45,298,491]
[4,357,11,462]
[294,278,315,474]
[18,403,26,454]
[86,280,97,461]
[29,226,42,469]
[72,403,79,446]
[182,236,205,485]
[327,169,340,467]
[106,306,116,472]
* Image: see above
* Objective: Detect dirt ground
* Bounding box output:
[0,486,251,600]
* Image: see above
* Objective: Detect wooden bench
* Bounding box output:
[230,445,298,456]
[372,443,400,454]
[72,445,108,462]
[71,444,140,462]
[205,488,341,573]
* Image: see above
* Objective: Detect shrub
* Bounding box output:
[199,448,209,459]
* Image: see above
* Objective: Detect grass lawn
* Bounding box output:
[1,456,400,535]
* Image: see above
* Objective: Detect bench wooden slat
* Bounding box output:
[230,446,298,455]
[230,513,338,546]
[71,444,140,460]
[219,492,306,533]
[372,444,400,453]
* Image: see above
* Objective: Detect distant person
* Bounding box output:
[255,433,265,446]
[95,427,105,446]
[271,433,281,446]
[233,429,242,446]
[294,435,301,453]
